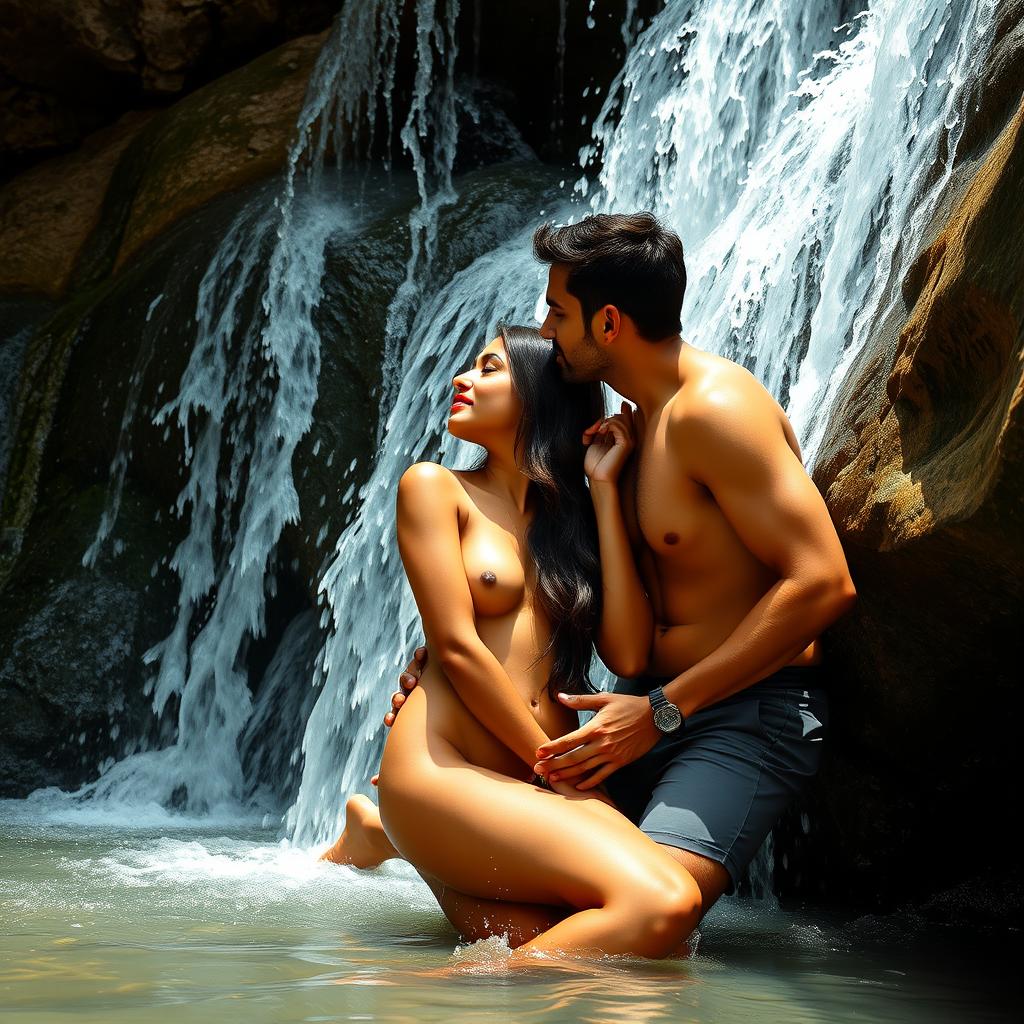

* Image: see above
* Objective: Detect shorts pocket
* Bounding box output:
[756,694,793,745]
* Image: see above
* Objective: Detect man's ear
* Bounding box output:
[598,304,622,344]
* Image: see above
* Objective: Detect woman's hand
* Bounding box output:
[583,401,637,486]
[543,775,617,807]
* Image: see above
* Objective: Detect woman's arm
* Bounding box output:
[585,405,654,678]
[396,462,551,767]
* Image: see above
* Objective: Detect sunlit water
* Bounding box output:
[2,0,1015,1017]
[1,803,1016,1022]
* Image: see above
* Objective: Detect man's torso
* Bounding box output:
[623,346,822,674]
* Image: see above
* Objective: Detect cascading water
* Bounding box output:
[69,0,461,814]
[48,0,999,902]
[585,0,999,460]
[380,0,461,423]
[287,0,1000,876]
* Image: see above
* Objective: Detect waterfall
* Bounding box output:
[71,0,460,814]
[380,0,462,422]
[51,0,999,891]
[583,0,998,461]
[287,0,999,858]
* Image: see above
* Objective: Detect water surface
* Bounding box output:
[1,803,1015,1023]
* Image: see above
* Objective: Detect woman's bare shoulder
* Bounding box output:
[398,462,463,505]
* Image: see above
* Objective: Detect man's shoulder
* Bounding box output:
[670,350,778,433]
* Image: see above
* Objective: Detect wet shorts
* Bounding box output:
[603,665,829,894]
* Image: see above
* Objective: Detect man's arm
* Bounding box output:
[659,380,856,715]
[587,403,654,678]
[536,373,855,789]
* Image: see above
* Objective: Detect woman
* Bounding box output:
[324,324,701,961]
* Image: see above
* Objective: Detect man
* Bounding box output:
[330,212,856,929]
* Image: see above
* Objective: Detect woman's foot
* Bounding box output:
[319,794,399,868]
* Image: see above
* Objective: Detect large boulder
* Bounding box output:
[0,30,327,298]
[0,481,180,796]
[0,0,336,175]
[786,95,1024,909]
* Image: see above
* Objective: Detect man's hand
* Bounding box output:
[383,646,427,727]
[533,691,661,790]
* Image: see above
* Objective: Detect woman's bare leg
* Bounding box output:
[378,761,702,960]
[419,871,570,947]
[320,794,400,868]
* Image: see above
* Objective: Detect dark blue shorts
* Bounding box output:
[604,665,829,894]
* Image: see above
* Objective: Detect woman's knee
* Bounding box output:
[613,868,702,956]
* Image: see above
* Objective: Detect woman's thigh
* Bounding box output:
[377,755,686,911]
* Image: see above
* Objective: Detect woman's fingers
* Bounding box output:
[574,762,620,791]
[392,691,406,710]
[548,755,606,783]
[533,741,594,774]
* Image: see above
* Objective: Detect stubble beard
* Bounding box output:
[567,331,612,383]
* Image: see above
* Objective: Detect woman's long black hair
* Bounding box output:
[496,323,605,697]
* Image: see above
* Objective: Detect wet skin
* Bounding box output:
[530,263,854,907]
[355,276,856,939]
[372,338,703,961]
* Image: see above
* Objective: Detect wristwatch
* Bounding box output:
[648,686,684,734]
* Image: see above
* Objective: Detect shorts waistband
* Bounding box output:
[614,663,827,696]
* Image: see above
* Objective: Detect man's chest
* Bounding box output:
[631,432,717,559]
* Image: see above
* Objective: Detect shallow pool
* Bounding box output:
[0,799,1016,1023]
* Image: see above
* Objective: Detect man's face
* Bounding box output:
[539,264,612,383]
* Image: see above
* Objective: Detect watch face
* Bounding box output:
[653,703,682,732]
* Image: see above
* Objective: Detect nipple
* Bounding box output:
[664,532,680,545]
[480,570,497,586]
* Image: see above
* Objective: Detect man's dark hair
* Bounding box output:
[532,212,685,340]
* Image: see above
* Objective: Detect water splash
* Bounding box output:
[582,0,998,459]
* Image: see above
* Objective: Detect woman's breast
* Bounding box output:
[461,530,527,618]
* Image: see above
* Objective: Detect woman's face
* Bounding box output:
[447,336,522,445]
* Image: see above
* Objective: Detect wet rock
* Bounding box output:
[0,112,155,297]
[0,0,337,176]
[111,30,327,271]
[800,96,1024,909]
[0,29,325,298]
[0,482,180,797]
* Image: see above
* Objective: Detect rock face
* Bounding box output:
[0,0,336,177]
[790,95,1024,909]
[0,31,326,298]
